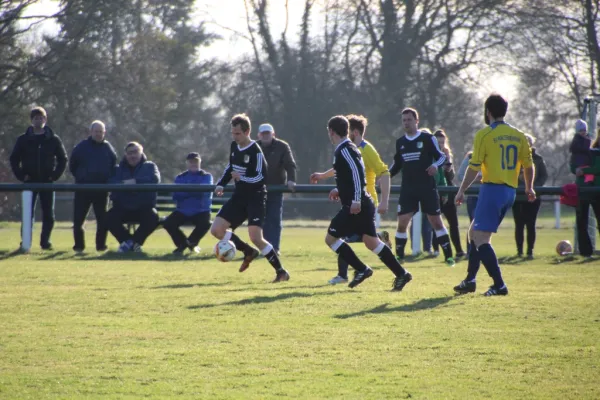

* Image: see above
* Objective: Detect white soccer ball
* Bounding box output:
[214,240,236,262]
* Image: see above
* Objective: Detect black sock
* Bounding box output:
[265,249,284,272]
[336,242,367,272]
[395,233,407,258]
[230,232,252,254]
[436,234,453,259]
[337,254,349,279]
[377,245,407,276]
[466,241,480,282]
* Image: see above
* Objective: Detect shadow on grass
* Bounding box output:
[497,255,527,265]
[38,250,69,260]
[576,256,599,264]
[0,249,23,260]
[220,283,331,292]
[334,296,454,319]
[550,255,579,265]
[188,291,337,309]
[152,282,232,289]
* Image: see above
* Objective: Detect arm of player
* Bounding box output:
[388,148,403,178]
[377,174,391,214]
[310,168,335,183]
[340,147,363,214]
[427,136,446,176]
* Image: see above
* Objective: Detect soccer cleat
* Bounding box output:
[445,257,456,267]
[328,275,349,285]
[272,269,290,283]
[117,240,132,253]
[453,280,476,294]
[239,248,260,272]
[377,231,393,249]
[348,267,373,288]
[391,271,413,292]
[96,246,108,252]
[483,285,508,296]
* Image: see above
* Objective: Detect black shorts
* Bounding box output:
[328,200,377,239]
[216,190,266,230]
[398,186,441,216]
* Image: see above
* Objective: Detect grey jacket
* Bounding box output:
[257,138,297,185]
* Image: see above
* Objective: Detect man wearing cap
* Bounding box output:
[163,152,213,254]
[257,123,297,254]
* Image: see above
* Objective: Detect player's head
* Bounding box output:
[258,123,275,145]
[401,108,419,134]
[434,129,452,159]
[347,114,367,143]
[484,94,508,125]
[327,115,349,143]
[125,141,143,167]
[186,152,201,172]
[231,113,251,144]
[89,120,106,143]
[30,106,47,129]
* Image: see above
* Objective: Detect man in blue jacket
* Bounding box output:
[69,120,117,252]
[106,142,161,252]
[163,152,213,254]
[9,106,68,250]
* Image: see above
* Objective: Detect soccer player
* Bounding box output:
[210,114,290,283]
[389,108,455,266]
[323,115,412,291]
[310,114,393,285]
[454,94,535,296]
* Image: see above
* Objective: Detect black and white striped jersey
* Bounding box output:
[389,130,446,188]
[216,141,267,191]
[333,138,371,206]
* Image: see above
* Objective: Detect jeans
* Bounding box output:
[163,211,211,249]
[21,190,55,247]
[263,192,283,251]
[106,207,159,246]
[73,191,109,250]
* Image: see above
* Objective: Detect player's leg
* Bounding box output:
[396,190,418,259]
[512,201,525,256]
[425,190,454,266]
[330,233,361,284]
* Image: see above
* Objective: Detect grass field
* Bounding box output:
[0,218,599,399]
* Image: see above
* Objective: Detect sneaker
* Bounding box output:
[173,247,186,255]
[453,280,476,294]
[391,271,413,292]
[455,251,466,258]
[377,231,392,249]
[186,240,201,254]
[132,243,143,253]
[239,248,260,272]
[272,268,290,283]
[328,275,349,285]
[117,241,132,253]
[348,267,373,288]
[41,242,53,250]
[445,257,456,267]
[96,246,108,252]
[483,285,508,296]
[73,247,84,253]
[433,251,440,257]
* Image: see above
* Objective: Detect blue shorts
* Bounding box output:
[473,184,516,233]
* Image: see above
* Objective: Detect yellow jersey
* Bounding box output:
[358,140,390,205]
[469,122,533,188]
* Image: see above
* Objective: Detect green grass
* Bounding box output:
[0,219,598,399]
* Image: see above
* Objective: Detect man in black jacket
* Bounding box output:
[69,120,117,252]
[10,107,67,250]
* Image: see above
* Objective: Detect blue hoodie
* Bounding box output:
[109,154,161,210]
[69,137,117,183]
[173,170,213,216]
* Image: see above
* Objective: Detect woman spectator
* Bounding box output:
[512,134,548,259]
[433,129,465,257]
[575,136,600,258]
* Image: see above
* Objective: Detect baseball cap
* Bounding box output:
[258,123,274,133]
[575,119,588,132]
[186,152,201,161]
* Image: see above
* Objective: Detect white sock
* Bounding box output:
[395,232,407,239]
[261,243,273,256]
[371,241,386,255]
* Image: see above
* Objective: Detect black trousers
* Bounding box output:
[512,199,542,255]
[576,197,600,257]
[106,207,159,246]
[163,211,211,249]
[21,191,55,247]
[440,196,464,254]
[73,191,109,250]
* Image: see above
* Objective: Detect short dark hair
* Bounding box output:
[231,113,251,133]
[347,114,368,135]
[485,94,508,119]
[328,115,349,137]
[401,107,419,120]
[30,107,47,120]
[125,141,143,152]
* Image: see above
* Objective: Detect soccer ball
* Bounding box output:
[214,240,236,262]
[556,240,573,256]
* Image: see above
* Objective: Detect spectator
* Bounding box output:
[106,142,160,252]
[163,152,213,254]
[257,123,297,254]
[69,120,117,252]
[9,106,67,250]
[575,137,600,258]
[457,151,481,254]
[512,134,548,258]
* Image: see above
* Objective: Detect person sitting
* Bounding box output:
[106,142,160,252]
[163,152,213,254]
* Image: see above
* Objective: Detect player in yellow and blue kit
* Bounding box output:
[454,94,535,296]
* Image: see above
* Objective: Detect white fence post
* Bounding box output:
[554,199,560,229]
[21,190,33,253]
[412,211,422,256]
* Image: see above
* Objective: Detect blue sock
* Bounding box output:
[477,243,505,288]
[465,241,480,282]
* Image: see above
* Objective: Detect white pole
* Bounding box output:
[554,199,560,229]
[21,190,33,253]
[412,210,422,256]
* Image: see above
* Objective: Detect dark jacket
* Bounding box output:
[9,126,67,182]
[173,170,213,216]
[109,154,161,210]
[69,137,118,183]
[577,149,600,187]
[257,138,297,185]
[570,133,592,173]
[516,149,548,201]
